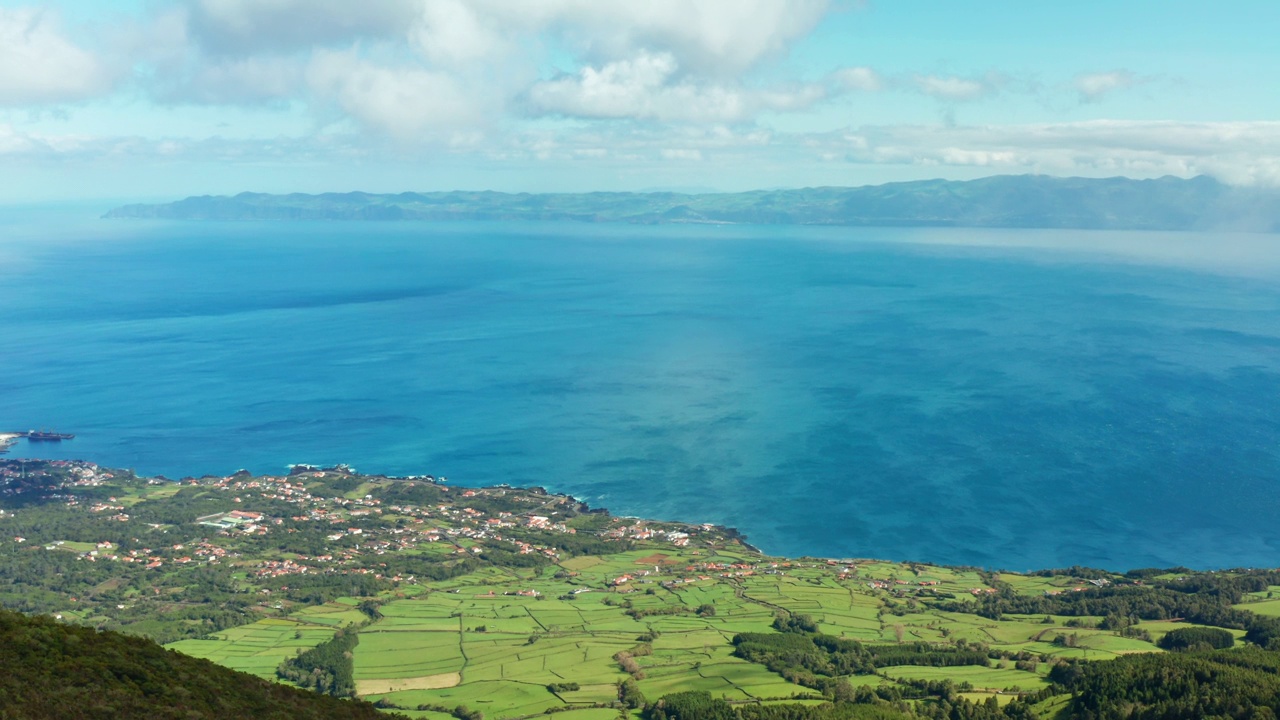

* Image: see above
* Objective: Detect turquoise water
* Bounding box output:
[3,209,1280,570]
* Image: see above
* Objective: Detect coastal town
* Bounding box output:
[0,458,798,637]
[0,458,1053,638]
[1,457,1146,650]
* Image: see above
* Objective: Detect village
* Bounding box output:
[0,460,803,597]
[1,457,1114,650]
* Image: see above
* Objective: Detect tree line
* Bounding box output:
[276,627,358,698]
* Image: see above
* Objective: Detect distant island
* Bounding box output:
[104,175,1280,232]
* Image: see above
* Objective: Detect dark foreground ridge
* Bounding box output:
[0,608,400,720]
[104,174,1280,232]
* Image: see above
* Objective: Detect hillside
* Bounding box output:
[0,607,398,720]
[4,459,1280,719]
[103,175,1280,232]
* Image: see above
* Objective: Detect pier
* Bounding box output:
[23,430,76,441]
[0,430,76,454]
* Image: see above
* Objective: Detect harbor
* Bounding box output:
[0,430,75,454]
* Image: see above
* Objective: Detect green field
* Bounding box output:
[146,531,1280,719]
[212,558,1280,716]
[162,552,1232,717]
[168,618,337,679]
[1237,596,1280,617]
[10,463,1252,720]
[881,664,1049,692]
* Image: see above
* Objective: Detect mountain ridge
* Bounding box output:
[104,174,1280,232]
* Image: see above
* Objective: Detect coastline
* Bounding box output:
[4,454,772,564]
[7,455,1272,575]
[7,455,1280,719]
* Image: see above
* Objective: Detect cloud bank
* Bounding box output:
[0,0,1271,192]
[0,8,114,105]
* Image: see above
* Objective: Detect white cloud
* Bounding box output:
[187,0,418,54]
[8,119,1280,189]
[175,0,832,74]
[129,10,309,107]
[1073,70,1140,103]
[528,51,827,123]
[410,0,513,68]
[579,0,831,76]
[428,1,834,124]
[471,0,830,77]
[833,66,882,92]
[824,120,1280,184]
[0,124,39,153]
[112,1,836,130]
[16,2,1274,189]
[0,8,112,106]
[912,74,997,102]
[179,56,306,105]
[531,52,681,118]
[661,148,703,161]
[178,0,830,76]
[306,50,482,139]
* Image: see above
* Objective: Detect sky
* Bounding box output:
[2,0,1279,202]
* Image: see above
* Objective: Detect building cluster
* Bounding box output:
[255,559,315,579]
[200,473,593,574]
[605,521,691,546]
[1,461,754,604]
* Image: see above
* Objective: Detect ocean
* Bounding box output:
[3,207,1279,571]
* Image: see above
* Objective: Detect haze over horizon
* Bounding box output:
[3,0,1279,203]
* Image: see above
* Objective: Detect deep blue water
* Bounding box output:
[3,209,1280,570]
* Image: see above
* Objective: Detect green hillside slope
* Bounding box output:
[0,608,399,720]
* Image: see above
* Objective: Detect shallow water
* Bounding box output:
[3,210,1279,570]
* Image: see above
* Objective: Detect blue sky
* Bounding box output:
[1,0,1278,202]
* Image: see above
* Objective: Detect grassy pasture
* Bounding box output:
[959,692,1016,706]
[1236,597,1280,617]
[1076,632,1165,654]
[167,618,335,679]
[695,661,809,699]
[464,635,632,685]
[556,683,621,704]
[881,664,1048,692]
[160,542,1256,719]
[637,670,751,701]
[541,710,620,720]
[290,600,370,627]
[356,672,461,696]
[355,629,465,680]
[374,679,563,718]
[49,540,97,553]
[558,556,605,571]
[1244,585,1280,600]
[997,574,1097,596]
[972,618,1056,645]
[116,482,183,505]
[1135,620,1247,644]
